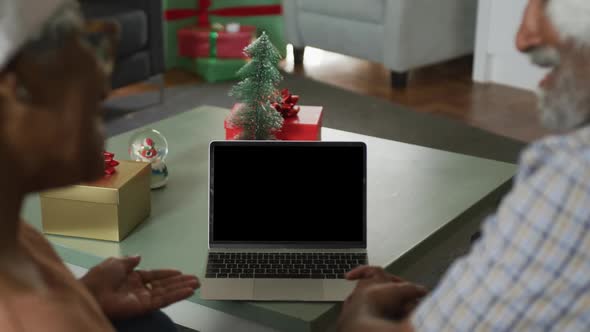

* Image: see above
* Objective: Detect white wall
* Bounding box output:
[473,0,547,91]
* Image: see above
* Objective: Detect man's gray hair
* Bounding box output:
[547,0,590,47]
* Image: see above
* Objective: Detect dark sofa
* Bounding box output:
[80,0,165,89]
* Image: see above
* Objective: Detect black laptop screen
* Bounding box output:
[210,142,366,246]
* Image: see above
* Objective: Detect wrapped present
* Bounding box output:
[165,0,285,69]
[178,24,256,59]
[225,101,323,141]
[164,0,199,69]
[181,57,246,82]
[40,160,151,242]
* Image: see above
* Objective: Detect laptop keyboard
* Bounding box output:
[206,252,368,279]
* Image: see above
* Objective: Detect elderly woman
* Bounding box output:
[0,1,199,331]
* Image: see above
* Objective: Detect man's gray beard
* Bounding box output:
[537,66,590,132]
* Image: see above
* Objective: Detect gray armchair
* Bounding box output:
[283,0,477,88]
[80,0,165,90]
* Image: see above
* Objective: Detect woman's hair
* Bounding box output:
[22,1,117,75]
[23,1,83,56]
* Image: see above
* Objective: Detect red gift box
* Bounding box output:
[225,103,323,141]
[178,25,256,59]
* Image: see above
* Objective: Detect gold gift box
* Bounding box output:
[40,160,151,242]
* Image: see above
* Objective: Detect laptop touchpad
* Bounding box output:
[254,280,324,301]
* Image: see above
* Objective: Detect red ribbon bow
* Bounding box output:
[165,0,282,27]
[273,89,300,118]
[103,151,120,176]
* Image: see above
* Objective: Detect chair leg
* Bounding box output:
[391,71,409,89]
[153,74,165,104]
[293,47,305,65]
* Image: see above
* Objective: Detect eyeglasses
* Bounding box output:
[81,20,120,76]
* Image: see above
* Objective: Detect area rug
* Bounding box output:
[104,74,525,164]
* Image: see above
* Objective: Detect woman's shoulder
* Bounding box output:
[0,292,114,332]
[19,221,63,262]
[0,300,18,332]
[20,222,53,247]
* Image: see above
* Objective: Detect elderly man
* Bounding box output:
[0,1,198,331]
[339,0,590,331]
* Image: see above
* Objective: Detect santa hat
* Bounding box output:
[0,0,73,70]
[547,0,590,46]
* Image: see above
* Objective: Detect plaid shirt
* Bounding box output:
[412,126,590,331]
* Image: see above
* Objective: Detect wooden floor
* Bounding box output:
[112,46,547,144]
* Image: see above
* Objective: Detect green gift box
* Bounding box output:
[164,0,199,69]
[164,0,285,69]
[180,57,247,82]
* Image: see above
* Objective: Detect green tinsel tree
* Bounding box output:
[229,32,284,140]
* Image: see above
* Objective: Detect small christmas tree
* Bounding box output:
[229,32,284,140]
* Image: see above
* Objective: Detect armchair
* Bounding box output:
[79,0,165,90]
[283,0,477,88]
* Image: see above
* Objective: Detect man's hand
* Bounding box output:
[345,266,427,319]
[337,266,427,332]
[81,256,200,320]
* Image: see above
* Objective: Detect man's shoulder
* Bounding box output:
[519,126,590,179]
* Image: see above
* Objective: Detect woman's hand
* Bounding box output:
[81,256,200,320]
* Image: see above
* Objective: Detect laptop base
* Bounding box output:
[201,278,355,302]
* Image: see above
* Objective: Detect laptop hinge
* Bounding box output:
[208,248,367,253]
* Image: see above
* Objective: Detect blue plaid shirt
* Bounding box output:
[412,126,590,331]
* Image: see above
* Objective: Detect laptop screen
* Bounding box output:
[209,141,366,248]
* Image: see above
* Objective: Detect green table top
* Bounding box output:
[22,106,517,332]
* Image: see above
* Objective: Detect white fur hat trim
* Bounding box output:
[0,0,66,70]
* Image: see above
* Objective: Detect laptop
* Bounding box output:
[201,141,368,301]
